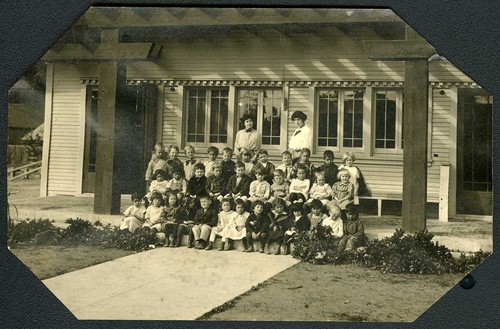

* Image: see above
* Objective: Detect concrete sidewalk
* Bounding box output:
[42,247,299,320]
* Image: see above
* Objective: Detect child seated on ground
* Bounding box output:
[338,152,369,204]
[330,168,354,210]
[275,150,294,183]
[268,169,290,205]
[249,167,271,203]
[205,162,226,203]
[244,200,271,253]
[254,149,275,185]
[166,167,188,197]
[337,204,366,251]
[166,145,185,179]
[205,198,235,251]
[183,144,199,181]
[192,194,219,249]
[204,146,219,177]
[308,199,328,231]
[288,164,310,204]
[307,172,332,205]
[141,192,166,240]
[163,192,188,247]
[120,192,146,234]
[317,150,338,186]
[283,202,311,254]
[222,198,249,251]
[145,143,168,187]
[220,147,236,185]
[323,202,344,241]
[225,161,252,201]
[146,169,169,203]
[267,198,289,255]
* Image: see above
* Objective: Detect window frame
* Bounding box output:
[236,87,287,152]
[315,87,366,154]
[372,88,405,155]
[184,87,230,149]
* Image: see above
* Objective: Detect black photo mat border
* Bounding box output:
[0,1,498,328]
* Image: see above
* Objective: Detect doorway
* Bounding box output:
[82,84,158,195]
[456,88,493,215]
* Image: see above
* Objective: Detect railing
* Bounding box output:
[7,161,42,181]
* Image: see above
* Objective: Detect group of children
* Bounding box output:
[120,143,369,253]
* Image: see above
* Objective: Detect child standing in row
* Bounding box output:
[220,147,236,185]
[166,145,184,179]
[183,144,199,181]
[145,143,168,187]
[276,150,294,182]
[317,150,338,186]
[204,146,219,177]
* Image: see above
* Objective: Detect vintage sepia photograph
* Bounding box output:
[5,5,494,323]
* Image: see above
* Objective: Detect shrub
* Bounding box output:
[55,218,155,251]
[292,228,490,274]
[8,218,56,243]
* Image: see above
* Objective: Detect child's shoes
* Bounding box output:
[205,241,214,250]
[218,242,225,251]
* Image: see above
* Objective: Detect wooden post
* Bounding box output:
[439,164,450,222]
[93,61,126,214]
[402,59,429,232]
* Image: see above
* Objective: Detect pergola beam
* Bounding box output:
[362,40,435,60]
[76,8,402,28]
[42,42,162,62]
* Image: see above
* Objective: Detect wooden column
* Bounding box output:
[402,59,429,232]
[94,61,127,214]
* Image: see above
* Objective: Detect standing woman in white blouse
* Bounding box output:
[288,110,312,161]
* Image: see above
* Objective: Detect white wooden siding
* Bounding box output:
[162,88,180,147]
[47,64,97,195]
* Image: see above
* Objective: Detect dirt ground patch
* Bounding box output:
[10,245,135,280]
[204,262,464,322]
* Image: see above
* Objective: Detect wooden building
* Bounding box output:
[39,8,492,223]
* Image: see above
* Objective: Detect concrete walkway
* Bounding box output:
[42,246,299,320]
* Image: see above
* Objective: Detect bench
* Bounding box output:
[358,194,402,217]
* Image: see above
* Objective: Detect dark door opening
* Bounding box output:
[456,88,493,215]
[83,84,158,195]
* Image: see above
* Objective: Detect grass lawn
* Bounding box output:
[10,244,135,280]
[202,262,465,322]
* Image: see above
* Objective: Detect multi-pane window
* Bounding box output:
[317,89,364,149]
[238,88,283,147]
[374,89,404,153]
[186,88,229,145]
